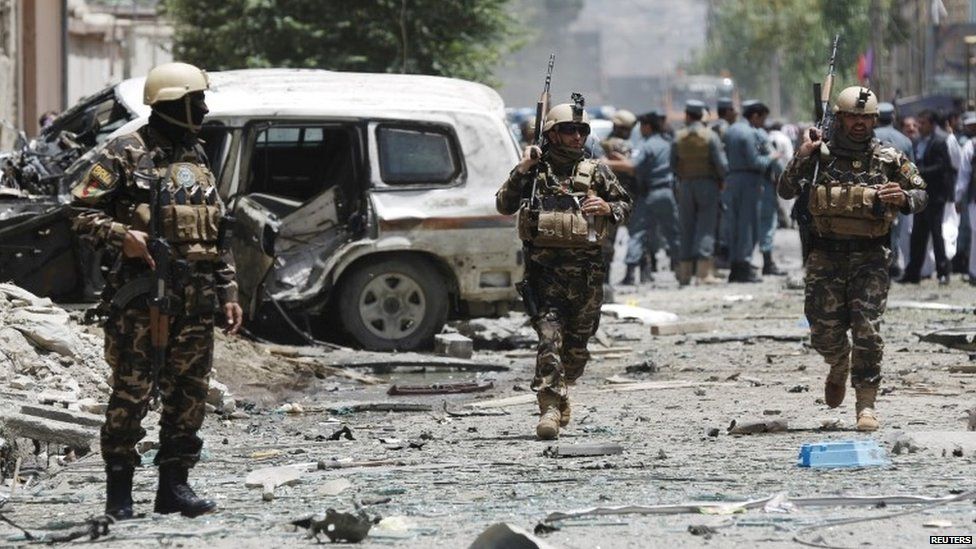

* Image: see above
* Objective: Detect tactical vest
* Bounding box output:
[517,159,609,248]
[675,127,717,180]
[807,147,897,239]
[122,142,223,262]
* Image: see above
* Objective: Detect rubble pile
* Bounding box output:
[0,283,109,406]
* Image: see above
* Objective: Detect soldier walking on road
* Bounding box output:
[496,100,631,440]
[70,62,243,518]
[671,100,727,285]
[778,86,927,431]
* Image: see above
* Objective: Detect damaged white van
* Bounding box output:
[66,69,525,350]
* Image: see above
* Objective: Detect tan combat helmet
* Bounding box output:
[143,62,210,131]
[833,86,879,116]
[611,109,637,128]
[543,103,590,133]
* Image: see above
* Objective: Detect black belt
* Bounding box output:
[810,235,888,253]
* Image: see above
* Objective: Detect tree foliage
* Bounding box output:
[695,0,909,117]
[161,0,521,85]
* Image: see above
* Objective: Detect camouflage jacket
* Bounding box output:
[495,157,632,227]
[69,125,238,308]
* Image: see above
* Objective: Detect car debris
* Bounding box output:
[245,462,315,501]
[918,327,976,352]
[600,304,678,324]
[434,333,474,359]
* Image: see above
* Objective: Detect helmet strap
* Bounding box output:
[153,95,201,133]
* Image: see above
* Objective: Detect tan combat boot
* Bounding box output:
[854,386,879,431]
[824,359,850,409]
[558,395,571,427]
[677,260,694,286]
[695,258,722,285]
[536,392,562,440]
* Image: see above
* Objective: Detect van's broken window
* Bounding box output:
[377,125,460,185]
[248,125,354,203]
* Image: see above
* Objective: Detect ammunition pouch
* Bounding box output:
[808,181,894,238]
[516,159,608,248]
[517,200,608,248]
[133,203,222,261]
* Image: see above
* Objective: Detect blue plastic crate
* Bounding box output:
[797,440,889,468]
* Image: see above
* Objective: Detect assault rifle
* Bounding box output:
[793,34,839,245]
[516,54,554,318]
[134,151,175,403]
[526,53,555,207]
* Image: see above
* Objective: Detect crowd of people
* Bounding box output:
[517,96,976,288]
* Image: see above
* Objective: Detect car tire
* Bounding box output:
[337,256,448,351]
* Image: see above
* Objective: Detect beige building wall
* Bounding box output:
[23,0,64,136]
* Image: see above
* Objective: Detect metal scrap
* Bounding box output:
[387,381,493,396]
[292,506,374,543]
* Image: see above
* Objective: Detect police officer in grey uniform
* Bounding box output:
[724,100,778,282]
[671,100,727,285]
[713,97,737,266]
[608,111,680,284]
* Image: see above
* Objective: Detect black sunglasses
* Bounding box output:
[555,123,590,136]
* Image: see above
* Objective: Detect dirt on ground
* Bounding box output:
[1,229,975,548]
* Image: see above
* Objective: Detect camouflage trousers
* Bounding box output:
[804,247,890,388]
[102,308,214,468]
[526,246,604,398]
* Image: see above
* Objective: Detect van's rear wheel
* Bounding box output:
[338,257,448,351]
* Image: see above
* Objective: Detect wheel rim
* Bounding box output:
[358,271,427,340]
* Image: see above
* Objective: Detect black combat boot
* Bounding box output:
[762,252,786,276]
[729,261,762,283]
[105,464,135,520]
[154,465,217,518]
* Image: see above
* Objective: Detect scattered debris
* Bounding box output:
[388,381,493,396]
[543,494,971,523]
[763,409,782,416]
[245,463,315,501]
[469,522,557,549]
[434,332,474,359]
[328,426,355,441]
[722,294,754,302]
[317,459,402,470]
[787,384,810,393]
[0,412,96,452]
[886,431,976,456]
[600,304,678,324]
[276,402,305,414]
[328,402,433,414]
[727,419,788,435]
[694,332,807,344]
[797,440,889,468]
[922,520,953,528]
[292,506,373,543]
[17,403,102,428]
[442,402,509,417]
[890,301,971,312]
[624,360,657,374]
[687,524,718,537]
[316,478,352,497]
[650,319,717,336]
[543,443,623,458]
[919,327,976,352]
[707,428,720,437]
[533,522,560,535]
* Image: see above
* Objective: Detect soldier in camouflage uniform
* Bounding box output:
[599,109,637,281]
[779,86,926,431]
[497,100,631,440]
[70,63,243,518]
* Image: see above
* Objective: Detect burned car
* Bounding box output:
[2,69,524,351]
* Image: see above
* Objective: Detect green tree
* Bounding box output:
[161,0,521,85]
[696,0,907,118]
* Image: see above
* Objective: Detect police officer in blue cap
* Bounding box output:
[723,99,778,282]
